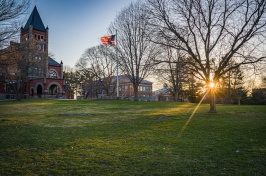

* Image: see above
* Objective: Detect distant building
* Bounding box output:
[0,6,65,99]
[84,75,153,99]
[153,87,173,101]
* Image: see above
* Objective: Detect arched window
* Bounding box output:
[49,70,57,78]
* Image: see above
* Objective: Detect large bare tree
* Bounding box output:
[109,1,161,101]
[77,45,116,97]
[147,0,266,112]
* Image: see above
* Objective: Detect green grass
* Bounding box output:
[0,99,265,175]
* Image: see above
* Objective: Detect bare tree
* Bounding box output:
[0,0,30,49]
[1,40,41,100]
[147,0,266,112]
[63,70,79,99]
[0,0,30,90]
[154,45,188,101]
[219,65,247,105]
[109,1,161,101]
[78,45,116,97]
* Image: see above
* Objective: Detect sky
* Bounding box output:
[22,0,134,67]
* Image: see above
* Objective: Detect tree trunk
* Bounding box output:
[133,84,139,101]
[16,93,22,100]
[16,81,22,101]
[174,90,179,102]
[209,89,217,113]
[174,62,179,102]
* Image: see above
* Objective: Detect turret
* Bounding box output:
[60,60,63,79]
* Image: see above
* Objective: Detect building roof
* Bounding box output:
[48,57,61,67]
[23,6,46,32]
[112,75,153,85]
[154,87,170,94]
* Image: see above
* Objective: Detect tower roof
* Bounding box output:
[23,6,46,32]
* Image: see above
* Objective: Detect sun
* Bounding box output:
[209,82,215,88]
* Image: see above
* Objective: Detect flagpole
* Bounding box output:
[116,29,119,97]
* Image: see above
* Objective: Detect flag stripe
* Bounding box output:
[101,35,115,46]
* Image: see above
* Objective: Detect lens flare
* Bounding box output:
[177,88,210,138]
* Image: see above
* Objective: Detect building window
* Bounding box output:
[145,87,151,92]
[42,44,45,51]
[139,86,145,92]
[28,67,32,76]
[6,84,15,92]
[38,68,42,77]
[110,86,114,92]
[138,86,152,92]
[34,67,41,77]
[49,70,57,78]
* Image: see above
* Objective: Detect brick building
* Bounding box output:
[84,75,153,99]
[0,6,65,99]
[153,87,173,101]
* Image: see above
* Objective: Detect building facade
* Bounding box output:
[0,6,65,99]
[153,87,174,101]
[84,75,153,99]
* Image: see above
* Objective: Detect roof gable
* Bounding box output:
[48,57,61,67]
[23,6,46,32]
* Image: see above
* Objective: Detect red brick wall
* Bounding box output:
[48,66,62,78]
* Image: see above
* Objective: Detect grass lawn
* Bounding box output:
[0,99,265,175]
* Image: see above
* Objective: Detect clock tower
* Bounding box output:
[21,6,48,79]
[19,6,65,98]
